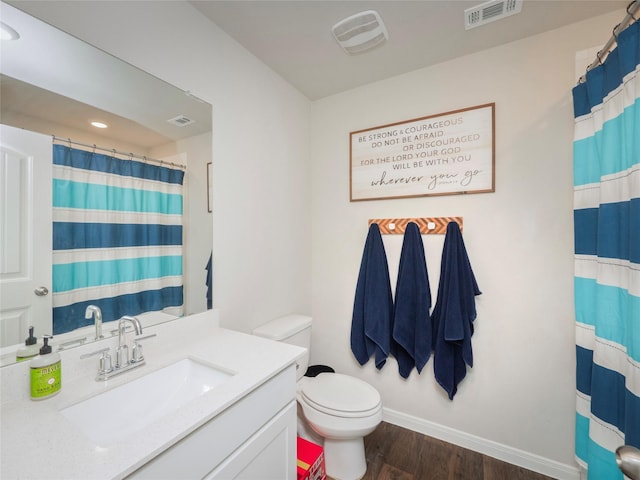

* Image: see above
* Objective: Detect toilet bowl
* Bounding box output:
[252,315,382,480]
[297,373,382,480]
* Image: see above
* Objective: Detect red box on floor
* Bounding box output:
[297,436,326,480]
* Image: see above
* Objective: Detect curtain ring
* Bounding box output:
[67,138,72,148]
[129,153,134,161]
[578,71,587,84]
[143,156,147,163]
[596,50,604,65]
[92,144,96,153]
[613,23,621,41]
[112,148,116,158]
[627,1,637,21]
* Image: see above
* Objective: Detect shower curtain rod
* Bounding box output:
[580,0,639,83]
[52,136,187,170]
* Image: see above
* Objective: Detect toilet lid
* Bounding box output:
[300,373,381,416]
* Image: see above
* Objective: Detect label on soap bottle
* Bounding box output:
[30,361,61,399]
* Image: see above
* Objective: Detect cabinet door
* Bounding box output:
[206,401,296,480]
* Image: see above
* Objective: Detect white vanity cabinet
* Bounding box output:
[128,365,297,480]
[1,313,306,480]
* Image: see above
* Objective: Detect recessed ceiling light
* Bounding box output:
[91,121,108,129]
[0,22,20,41]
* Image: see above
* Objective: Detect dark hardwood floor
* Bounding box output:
[345,422,556,480]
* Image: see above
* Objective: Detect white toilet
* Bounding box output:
[253,314,382,480]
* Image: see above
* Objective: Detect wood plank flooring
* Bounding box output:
[335,421,557,480]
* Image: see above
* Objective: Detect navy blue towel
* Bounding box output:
[391,222,432,378]
[351,223,393,369]
[431,222,481,399]
[205,252,212,309]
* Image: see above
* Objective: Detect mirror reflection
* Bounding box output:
[0,3,213,364]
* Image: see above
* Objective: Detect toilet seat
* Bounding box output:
[299,373,381,418]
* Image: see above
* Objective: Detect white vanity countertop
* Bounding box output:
[0,311,305,480]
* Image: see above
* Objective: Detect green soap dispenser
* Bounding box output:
[16,326,39,362]
[30,335,61,400]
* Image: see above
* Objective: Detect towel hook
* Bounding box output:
[369,217,463,235]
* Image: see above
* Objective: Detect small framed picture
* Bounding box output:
[207,162,213,213]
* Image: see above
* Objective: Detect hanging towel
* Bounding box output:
[431,222,481,399]
[351,223,394,369]
[205,252,213,309]
[391,222,432,378]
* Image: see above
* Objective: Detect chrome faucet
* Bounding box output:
[84,305,103,340]
[116,315,143,368]
[617,445,640,480]
[81,315,156,381]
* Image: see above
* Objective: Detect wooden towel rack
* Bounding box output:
[368,217,463,235]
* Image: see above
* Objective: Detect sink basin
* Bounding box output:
[61,358,233,446]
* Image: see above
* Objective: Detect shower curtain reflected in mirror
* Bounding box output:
[572,19,639,480]
[52,144,184,334]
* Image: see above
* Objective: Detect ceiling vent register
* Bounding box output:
[167,115,195,127]
[465,0,523,30]
[332,10,388,55]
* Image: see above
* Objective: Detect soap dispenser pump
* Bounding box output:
[30,335,61,400]
[16,326,39,362]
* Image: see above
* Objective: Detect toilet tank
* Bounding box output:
[252,314,312,381]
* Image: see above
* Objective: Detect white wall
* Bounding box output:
[310,10,622,479]
[24,1,313,331]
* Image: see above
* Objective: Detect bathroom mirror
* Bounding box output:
[0,3,213,364]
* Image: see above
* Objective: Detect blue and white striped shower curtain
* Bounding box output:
[572,20,639,479]
[52,145,184,334]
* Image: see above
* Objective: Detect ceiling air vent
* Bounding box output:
[465,0,523,30]
[332,10,388,55]
[167,115,195,127]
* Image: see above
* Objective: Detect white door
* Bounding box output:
[0,125,52,347]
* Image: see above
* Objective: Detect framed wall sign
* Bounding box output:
[350,103,495,201]
[207,162,213,213]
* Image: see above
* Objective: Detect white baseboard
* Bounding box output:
[382,407,581,480]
